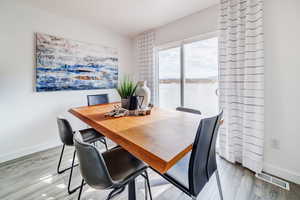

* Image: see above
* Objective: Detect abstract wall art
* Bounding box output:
[36,33,118,92]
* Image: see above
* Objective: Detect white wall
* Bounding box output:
[0,1,134,162]
[153,1,300,184]
[154,5,219,45]
[263,0,300,184]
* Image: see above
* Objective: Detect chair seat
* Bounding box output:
[165,152,191,189]
[103,147,147,184]
[79,128,105,143]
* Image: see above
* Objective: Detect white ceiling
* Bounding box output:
[22,0,218,37]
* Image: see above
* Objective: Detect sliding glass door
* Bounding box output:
[158,47,181,109]
[158,36,219,116]
[184,37,219,115]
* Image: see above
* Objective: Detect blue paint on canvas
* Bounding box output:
[36,33,118,92]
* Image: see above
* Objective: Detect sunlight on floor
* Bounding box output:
[39,174,53,184]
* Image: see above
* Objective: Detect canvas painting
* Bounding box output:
[36,33,118,92]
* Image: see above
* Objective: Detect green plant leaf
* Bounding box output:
[116,76,137,99]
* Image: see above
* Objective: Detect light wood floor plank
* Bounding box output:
[0,144,299,200]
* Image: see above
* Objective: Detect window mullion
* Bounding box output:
[180,43,185,107]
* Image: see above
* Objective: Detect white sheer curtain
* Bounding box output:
[135,31,156,104]
[218,0,264,172]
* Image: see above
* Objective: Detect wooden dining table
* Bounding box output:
[69,103,201,200]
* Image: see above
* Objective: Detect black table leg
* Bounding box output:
[128,178,136,200]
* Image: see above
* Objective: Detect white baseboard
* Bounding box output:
[0,141,61,164]
[263,163,300,185]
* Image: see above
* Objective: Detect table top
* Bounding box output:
[69,103,201,173]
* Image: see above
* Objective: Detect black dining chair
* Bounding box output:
[87,94,109,106]
[56,117,108,194]
[176,106,201,115]
[86,94,110,149]
[153,111,224,200]
[73,132,153,200]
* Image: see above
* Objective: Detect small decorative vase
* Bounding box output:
[135,81,151,108]
[121,98,129,109]
[129,96,138,110]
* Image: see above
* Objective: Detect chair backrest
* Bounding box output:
[176,107,201,115]
[73,132,114,190]
[57,117,74,146]
[87,94,109,106]
[188,111,223,196]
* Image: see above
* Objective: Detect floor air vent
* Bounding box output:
[255,172,290,190]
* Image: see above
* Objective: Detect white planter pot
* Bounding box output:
[135,81,151,108]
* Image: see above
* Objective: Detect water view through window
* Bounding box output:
[158,37,218,116]
[158,47,181,109]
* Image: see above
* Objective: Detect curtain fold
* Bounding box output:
[218,0,264,172]
[135,31,156,104]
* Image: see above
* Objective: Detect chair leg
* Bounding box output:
[67,150,81,194]
[144,171,153,200]
[77,179,84,200]
[107,186,125,200]
[57,144,66,174]
[144,178,148,200]
[95,138,108,150]
[57,144,78,174]
[215,170,224,200]
[102,138,108,150]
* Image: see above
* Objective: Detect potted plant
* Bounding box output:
[117,77,137,109]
